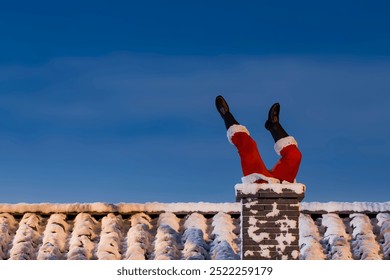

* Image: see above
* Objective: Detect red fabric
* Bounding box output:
[231,132,302,183]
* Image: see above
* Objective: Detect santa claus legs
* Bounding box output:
[215,96,302,184]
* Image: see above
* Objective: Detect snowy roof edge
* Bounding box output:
[1,201,390,215]
[0,202,241,215]
[301,201,390,213]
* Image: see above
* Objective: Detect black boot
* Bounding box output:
[215,95,239,129]
[265,103,289,142]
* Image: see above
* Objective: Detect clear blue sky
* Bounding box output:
[1,0,389,203]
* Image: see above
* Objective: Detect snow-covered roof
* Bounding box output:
[1,202,390,260]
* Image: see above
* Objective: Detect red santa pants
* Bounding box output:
[227,125,302,183]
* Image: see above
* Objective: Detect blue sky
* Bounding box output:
[0,0,389,203]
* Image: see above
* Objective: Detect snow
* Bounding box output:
[244,209,298,259]
[247,215,270,243]
[96,214,123,260]
[377,213,390,259]
[182,213,209,260]
[322,214,353,260]
[210,212,240,260]
[299,214,326,260]
[275,216,298,258]
[1,201,390,260]
[243,246,272,258]
[153,213,182,260]
[1,201,389,215]
[300,212,390,260]
[266,202,280,217]
[235,182,306,195]
[0,213,17,260]
[243,200,259,215]
[349,214,381,260]
[258,246,271,258]
[125,213,152,260]
[275,232,296,252]
[240,173,280,184]
[68,213,99,260]
[0,202,240,214]
[276,215,297,231]
[291,250,299,259]
[301,201,390,213]
[37,214,69,260]
[9,213,41,260]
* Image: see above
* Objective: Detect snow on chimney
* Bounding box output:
[235,182,305,260]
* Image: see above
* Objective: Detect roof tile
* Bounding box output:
[1,202,390,260]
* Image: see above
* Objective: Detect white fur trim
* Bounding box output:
[241,173,280,184]
[226,124,250,144]
[274,136,298,155]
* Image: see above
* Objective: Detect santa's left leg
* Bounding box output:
[265,103,302,182]
[216,96,272,178]
[228,125,273,177]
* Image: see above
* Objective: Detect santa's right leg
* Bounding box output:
[265,103,302,182]
[216,96,272,178]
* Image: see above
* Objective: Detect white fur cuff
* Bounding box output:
[241,173,280,184]
[274,136,298,155]
[226,124,250,144]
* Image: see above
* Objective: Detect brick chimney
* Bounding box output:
[235,181,305,260]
